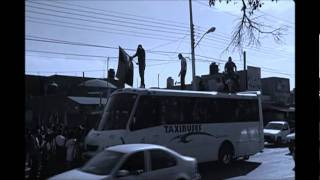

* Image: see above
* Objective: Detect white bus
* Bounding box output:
[84,88,264,165]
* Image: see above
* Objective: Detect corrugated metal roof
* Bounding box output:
[68,96,108,105]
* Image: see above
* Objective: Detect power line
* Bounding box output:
[25,7,190,36]
[199,37,293,58]
[26,36,293,77]
[27,1,192,32]
[26,13,293,60]
[26,19,182,42]
[26,1,293,56]
[26,16,185,41]
[195,0,293,27]
[26,69,105,74]
[27,49,108,58]
[26,36,191,54]
[49,0,197,28]
[26,49,179,62]
[257,10,294,25]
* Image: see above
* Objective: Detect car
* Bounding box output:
[286,132,295,154]
[49,144,201,180]
[263,121,291,144]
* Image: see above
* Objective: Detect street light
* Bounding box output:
[195,27,216,48]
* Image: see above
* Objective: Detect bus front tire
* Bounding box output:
[218,142,234,166]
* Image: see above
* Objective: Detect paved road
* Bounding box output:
[28,144,294,180]
[199,144,295,180]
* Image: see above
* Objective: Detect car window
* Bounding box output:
[80,150,124,175]
[119,151,145,173]
[150,149,177,171]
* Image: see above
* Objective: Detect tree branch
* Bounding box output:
[209,0,289,52]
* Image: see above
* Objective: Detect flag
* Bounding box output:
[116,46,134,86]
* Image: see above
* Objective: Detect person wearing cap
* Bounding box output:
[178,53,187,90]
[131,44,146,88]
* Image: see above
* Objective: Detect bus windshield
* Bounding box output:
[97,93,137,130]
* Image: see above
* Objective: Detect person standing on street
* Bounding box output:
[65,131,77,170]
[178,53,187,90]
[29,130,41,180]
[55,130,66,173]
[131,44,146,88]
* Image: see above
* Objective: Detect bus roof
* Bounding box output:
[113,88,259,99]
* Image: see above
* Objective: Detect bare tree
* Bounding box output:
[208,0,292,52]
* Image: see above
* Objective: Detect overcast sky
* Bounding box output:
[25,0,295,90]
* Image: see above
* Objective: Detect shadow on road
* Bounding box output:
[199,160,261,180]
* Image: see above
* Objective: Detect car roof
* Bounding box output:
[268,121,287,125]
[105,144,169,154]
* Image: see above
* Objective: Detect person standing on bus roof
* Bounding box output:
[178,53,187,90]
[224,56,237,74]
[131,44,146,88]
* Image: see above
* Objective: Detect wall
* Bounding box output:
[262,77,290,105]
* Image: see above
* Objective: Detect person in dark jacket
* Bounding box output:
[224,56,237,75]
[131,44,146,88]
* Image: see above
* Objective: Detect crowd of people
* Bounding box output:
[25,123,89,180]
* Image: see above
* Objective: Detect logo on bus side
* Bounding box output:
[164,124,202,133]
[164,124,215,143]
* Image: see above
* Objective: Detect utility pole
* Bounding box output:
[158,73,160,88]
[243,51,247,90]
[188,0,196,85]
[107,57,109,73]
[106,57,110,88]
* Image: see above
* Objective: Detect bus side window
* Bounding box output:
[192,98,206,123]
[131,96,160,131]
[164,97,180,125]
[207,99,220,123]
[181,97,194,124]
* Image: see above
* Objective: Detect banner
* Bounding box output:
[116,46,134,86]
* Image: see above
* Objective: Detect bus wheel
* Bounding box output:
[218,143,234,165]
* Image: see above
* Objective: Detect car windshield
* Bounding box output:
[80,150,124,175]
[265,123,283,130]
[97,93,137,130]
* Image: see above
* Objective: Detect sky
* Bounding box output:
[25,0,295,90]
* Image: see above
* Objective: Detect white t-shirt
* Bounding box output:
[65,138,77,162]
[55,135,66,147]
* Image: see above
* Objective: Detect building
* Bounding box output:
[25,73,121,129]
[261,77,291,105]
[165,64,294,127]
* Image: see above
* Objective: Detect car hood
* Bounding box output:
[263,129,281,135]
[48,169,110,180]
